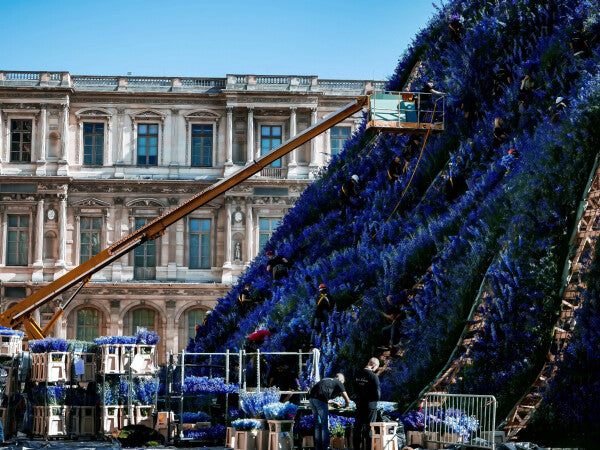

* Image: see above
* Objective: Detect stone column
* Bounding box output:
[245,201,253,264]
[246,107,254,163]
[288,107,297,167]
[176,221,184,267]
[39,106,47,163]
[33,198,44,267]
[310,108,318,166]
[57,195,67,267]
[225,107,233,166]
[224,203,232,266]
[105,119,113,166]
[0,109,3,167]
[60,103,69,161]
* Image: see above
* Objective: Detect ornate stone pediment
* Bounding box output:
[75,108,112,118]
[131,109,166,121]
[126,198,166,208]
[184,109,220,121]
[71,197,111,207]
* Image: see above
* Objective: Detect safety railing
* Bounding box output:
[423,393,498,449]
[367,91,446,132]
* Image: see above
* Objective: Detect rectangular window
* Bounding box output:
[6,215,29,266]
[330,126,351,157]
[188,309,205,340]
[189,218,211,269]
[134,218,156,279]
[261,125,282,168]
[132,308,155,332]
[191,124,213,167]
[83,123,104,165]
[80,217,102,264]
[10,120,32,162]
[259,218,281,250]
[137,124,158,166]
[76,308,100,341]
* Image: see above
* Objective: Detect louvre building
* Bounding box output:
[0,71,383,358]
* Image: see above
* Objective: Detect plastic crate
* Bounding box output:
[0,334,22,357]
[32,405,69,438]
[371,422,398,450]
[99,345,120,374]
[267,420,294,450]
[135,405,154,427]
[233,430,257,450]
[32,352,70,382]
[100,406,121,434]
[132,345,157,374]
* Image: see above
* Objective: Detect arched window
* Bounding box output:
[76,308,100,341]
[131,308,156,333]
[187,309,205,341]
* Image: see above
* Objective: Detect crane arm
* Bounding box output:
[0,95,369,338]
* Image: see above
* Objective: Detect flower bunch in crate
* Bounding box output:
[183,424,226,441]
[182,376,238,394]
[32,385,67,406]
[182,411,211,424]
[29,338,69,353]
[239,387,280,418]
[262,402,298,420]
[231,418,263,431]
[329,415,354,437]
[132,377,158,405]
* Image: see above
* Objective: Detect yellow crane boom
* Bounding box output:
[0,95,370,339]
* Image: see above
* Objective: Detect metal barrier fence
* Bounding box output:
[424,393,497,450]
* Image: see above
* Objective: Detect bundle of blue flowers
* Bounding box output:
[231,418,263,431]
[182,376,238,394]
[262,402,298,420]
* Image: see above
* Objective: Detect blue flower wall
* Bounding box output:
[190,0,600,443]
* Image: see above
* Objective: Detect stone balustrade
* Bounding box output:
[0,70,383,94]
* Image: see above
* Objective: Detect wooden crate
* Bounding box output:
[69,406,96,437]
[0,334,22,357]
[72,352,96,382]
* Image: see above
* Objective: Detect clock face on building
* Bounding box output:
[234,211,243,223]
[47,209,56,220]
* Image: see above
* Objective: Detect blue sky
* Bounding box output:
[0,1,438,80]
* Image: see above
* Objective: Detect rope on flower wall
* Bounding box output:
[385,98,441,223]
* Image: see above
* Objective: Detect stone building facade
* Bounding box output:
[0,71,383,358]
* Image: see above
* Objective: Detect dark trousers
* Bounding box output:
[381,321,401,348]
[353,403,378,450]
[309,398,330,450]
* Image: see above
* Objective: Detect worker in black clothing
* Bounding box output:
[308,374,351,450]
[492,117,509,150]
[492,63,512,98]
[460,91,480,132]
[441,163,468,202]
[517,74,535,112]
[448,13,463,42]
[266,250,289,281]
[407,134,422,157]
[549,96,567,124]
[341,174,360,202]
[419,82,443,124]
[570,30,591,57]
[387,155,409,185]
[310,284,333,347]
[238,282,254,314]
[380,293,411,353]
[353,358,381,450]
